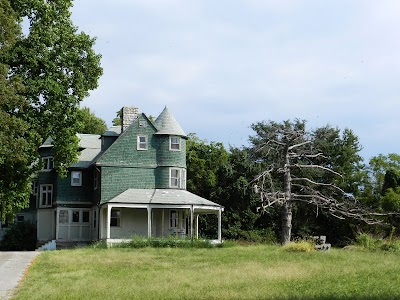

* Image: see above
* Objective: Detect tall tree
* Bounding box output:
[0,0,102,218]
[7,0,102,176]
[0,0,41,221]
[251,120,383,244]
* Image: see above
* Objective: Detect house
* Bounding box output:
[27,106,223,245]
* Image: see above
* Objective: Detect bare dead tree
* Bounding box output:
[251,120,386,245]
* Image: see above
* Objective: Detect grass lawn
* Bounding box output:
[13,245,400,300]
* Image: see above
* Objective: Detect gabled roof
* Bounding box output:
[154,107,187,137]
[105,188,223,208]
[39,134,102,169]
[71,134,102,168]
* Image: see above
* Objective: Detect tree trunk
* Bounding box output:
[281,200,292,244]
[281,146,292,245]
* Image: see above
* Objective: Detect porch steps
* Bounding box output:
[56,241,90,250]
[36,240,56,251]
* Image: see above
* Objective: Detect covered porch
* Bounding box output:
[99,189,224,242]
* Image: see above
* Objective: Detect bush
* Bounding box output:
[355,233,400,252]
[229,228,277,244]
[0,222,37,251]
[282,240,316,252]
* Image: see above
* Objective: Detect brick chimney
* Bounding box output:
[121,106,139,132]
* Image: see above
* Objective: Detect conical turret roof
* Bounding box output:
[154,107,187,137]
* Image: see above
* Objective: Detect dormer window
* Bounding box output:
[137,135,148,150]
[42,157,54,171]
[170,136,181,151]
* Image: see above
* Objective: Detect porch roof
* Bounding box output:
[104,189,223,208]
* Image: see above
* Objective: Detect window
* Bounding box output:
[82,211,90,223]
[59,210,69,223]
[71,171,82,186]
[16,215,24,222]
[169,168,186,189]
[40,184,53,207]
[137,135,148,150]
[32,181,38,195]
[170,136,181,151]
[170,210,178,228]
[72,211,80,223]
[94,170,99,190]
[42,157,54,171]
[110,209,121,227]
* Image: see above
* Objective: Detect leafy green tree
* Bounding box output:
[76,107,107,134]
[7,0,102,176]
[368,154,400,200]
[186,134,276,241]
[382,169,400,196]
[0,0,41,222]
[112,109,122,126]
[0,0,102,219]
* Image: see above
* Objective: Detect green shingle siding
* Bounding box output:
[100,167,156,203]
[156,136,186,168]
[97,115,157,167]
[55,170,92,203]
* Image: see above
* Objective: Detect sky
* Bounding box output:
[70,0,400,161]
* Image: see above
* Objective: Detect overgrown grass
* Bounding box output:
[12,244,400,300]
[89,236,236,249]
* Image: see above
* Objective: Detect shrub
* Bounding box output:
[354,232,400,252]
[0,222,37,251]
[234,228,277,244]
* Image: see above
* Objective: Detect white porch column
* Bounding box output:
[147,206,152,238]
[106,205,111,239]
[99,207,103,239]
[190,206,194,240]
[218,209,222,242]
[195,214,199,239]
[55,208,59,240]
[161,209,165,238]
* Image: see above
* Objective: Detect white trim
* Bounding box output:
[54,201,93,205]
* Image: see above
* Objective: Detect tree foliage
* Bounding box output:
[76,107,107,134]
[7,0,102,176]
[0,0,102,219]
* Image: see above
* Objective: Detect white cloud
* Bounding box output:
[72,0,400,159]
